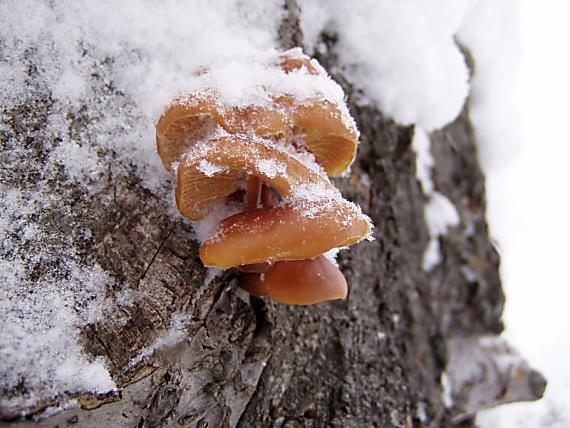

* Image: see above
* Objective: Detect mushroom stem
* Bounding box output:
[244,175,262,210]
[261,184,279,209]
[238,182,276,273]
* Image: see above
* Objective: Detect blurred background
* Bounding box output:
[478,0,570,426]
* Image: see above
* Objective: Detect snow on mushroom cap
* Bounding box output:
[168,48,356,131]
[156,50,359,177]
[199,199,371,269]
[174,135,328,221]
[198,171,372,269]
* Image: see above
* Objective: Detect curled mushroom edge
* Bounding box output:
[156,49,373,305]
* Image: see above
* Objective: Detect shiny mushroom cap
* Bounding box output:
[240,256,348,305]
[199,198,370,269]
[156,99,288,172]
[290,101,358,177]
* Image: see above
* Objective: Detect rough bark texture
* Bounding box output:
[1,2,544,427]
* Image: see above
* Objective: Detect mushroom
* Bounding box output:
[173,135,370,267]
[174,135,323,221]
[240,256,347,305]
[155,49,371,305]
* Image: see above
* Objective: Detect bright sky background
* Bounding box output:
[479,0,570,426]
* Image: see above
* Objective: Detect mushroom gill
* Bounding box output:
[174,135,324,221]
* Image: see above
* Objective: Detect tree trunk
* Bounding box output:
[1,2,544,427]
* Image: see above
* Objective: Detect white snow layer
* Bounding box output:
[457,0,522,170]
[0,0,284,194]
[0,186,116,408]
[475,1,570,427]
[411,126,435,195]
[299,0,471,131]
[422,192,460,271]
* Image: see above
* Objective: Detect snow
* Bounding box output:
[440,373,454,408]
[171,47,355,131]
[457,0,522,171]
[198,159,227,177]
[416,401,428,423]
[411,127,435,195]
[322,247,340,266]
[411,127,460,271]
[299,0,471,131]
[424,193,460,242]
[0,0,285,194]
[0,186,116,409]
[256,158,287,179]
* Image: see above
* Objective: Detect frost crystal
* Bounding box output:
[198,159,227,177]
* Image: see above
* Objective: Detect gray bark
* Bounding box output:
[1,2,545,427]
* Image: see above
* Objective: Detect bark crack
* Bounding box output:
[138,226,175,284]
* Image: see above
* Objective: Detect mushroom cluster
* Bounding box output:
[156,49,372,305]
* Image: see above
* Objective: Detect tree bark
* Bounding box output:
[1,2,545,427]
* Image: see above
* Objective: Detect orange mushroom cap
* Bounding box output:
[156,98,288,172]
[199,198,371,269]
[156,97,222,172]
[172,135,371,267]
[240,256,347,305]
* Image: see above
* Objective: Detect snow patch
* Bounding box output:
[191,199,244,243]
[411,127,460,271]
[256,158,287,179]
[0,0,284,411]
[0,0,284,195]
[411,127,435,195]
[0,187,116,409]
[441,372,454,408]
[457,0,522,170]
[299,0,471,131]
[423,192,460,271]
[322,247,340,266]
